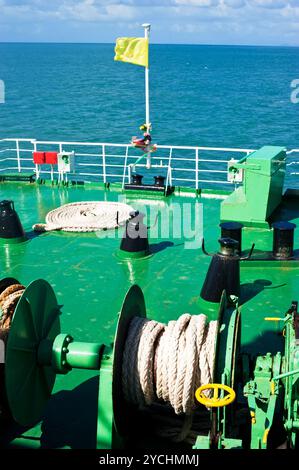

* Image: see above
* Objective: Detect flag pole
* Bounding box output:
[142,23,151,168]
[142,23,150,131]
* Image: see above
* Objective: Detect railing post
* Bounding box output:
[58,143,63,183]
[128,164,132,184]
[166,147,173,187]
[102,144,107,184]
[122,145,129,189]
[16,139,21,173]
[165,167,169,195]
[33,141,39,179]
[169,167,173,186]
[195,148,199,190]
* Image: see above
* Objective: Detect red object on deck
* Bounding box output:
[45,152,58,165]
[33,151,45,164]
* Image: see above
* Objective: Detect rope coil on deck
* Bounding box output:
[122,314,218,417]
[33,201,134,232]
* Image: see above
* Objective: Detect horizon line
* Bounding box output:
[0,40,298,48]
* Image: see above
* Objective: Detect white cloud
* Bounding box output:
[250,0,287,8]
[59,1,107,22]
[175,0,219,6]
[106,4,136,19]
[0,0,299,45]
[224,0,246,7]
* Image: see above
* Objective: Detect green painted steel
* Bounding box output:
[242,307,299,449]
[112,284,146,438]
[52,335,104,371]
[96,285,146,448]
[65,341,103,370]
[193,293,241,449]
[3,279,147,448]
[0,236,27,245]
[116,248,152,260]
[243,353,282,449]
[97,346,115,449]
[282,310,299,447]
[5,279,61,427]
[52,333,73,373]
[221,146,286,227]
[273,368,299,382]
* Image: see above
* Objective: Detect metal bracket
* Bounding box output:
[243,352,282,449]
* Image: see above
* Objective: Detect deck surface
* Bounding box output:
[1,181,299,448]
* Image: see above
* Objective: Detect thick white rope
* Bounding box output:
[122,313,218,417]
[0,284,25,330]
[33,201,134,232]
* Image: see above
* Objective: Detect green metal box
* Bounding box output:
[221,146,286,227]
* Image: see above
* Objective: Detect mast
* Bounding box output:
[142,23,151,131]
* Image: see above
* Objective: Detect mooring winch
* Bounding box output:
[1,275,299,449]
[0,277,240,449]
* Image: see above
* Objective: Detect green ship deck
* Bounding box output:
[1,178,299,449]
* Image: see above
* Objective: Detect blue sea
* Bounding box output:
[0,43,298,188]
[0,43,298,148]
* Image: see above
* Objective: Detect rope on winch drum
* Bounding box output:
[0,284,25,332]
[0,283,218,441]
[32,201,135,232]
[0,283,25,420]
[122,313,218,416]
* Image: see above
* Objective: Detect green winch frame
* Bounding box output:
[4,280,146,448]
[242,302,299,449]
[193,292,242,449]
[195,298,299,450]
[3,279,240,449]
[3,278,299,449]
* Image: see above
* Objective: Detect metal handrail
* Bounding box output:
[1,137,297,189]
[286,149,299,175]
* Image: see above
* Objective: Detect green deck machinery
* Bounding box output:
[1,278,240,449]
[243,302,299,449]
[221,146,286,228]
[0,277,299,449]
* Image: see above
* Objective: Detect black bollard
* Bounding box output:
[154,176,166,187]
[201,238,240,303]
[220,221,243,254]
[0,200,26,242]
[272,221,296,259]
[119,211,149,259]
[132,174,143,186]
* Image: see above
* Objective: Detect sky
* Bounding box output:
[0,0,298,46]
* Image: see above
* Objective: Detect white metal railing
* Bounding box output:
[2,137,297,190]
[0,137,256,190]
[286,149,299,176]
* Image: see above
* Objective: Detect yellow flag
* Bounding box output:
[114,37,148,68]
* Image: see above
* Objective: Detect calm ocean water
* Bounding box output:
[0,43,298,185]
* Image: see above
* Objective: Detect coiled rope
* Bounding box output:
[0,282,25,420]
[122,314,218,417]
[33,201,134,232]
